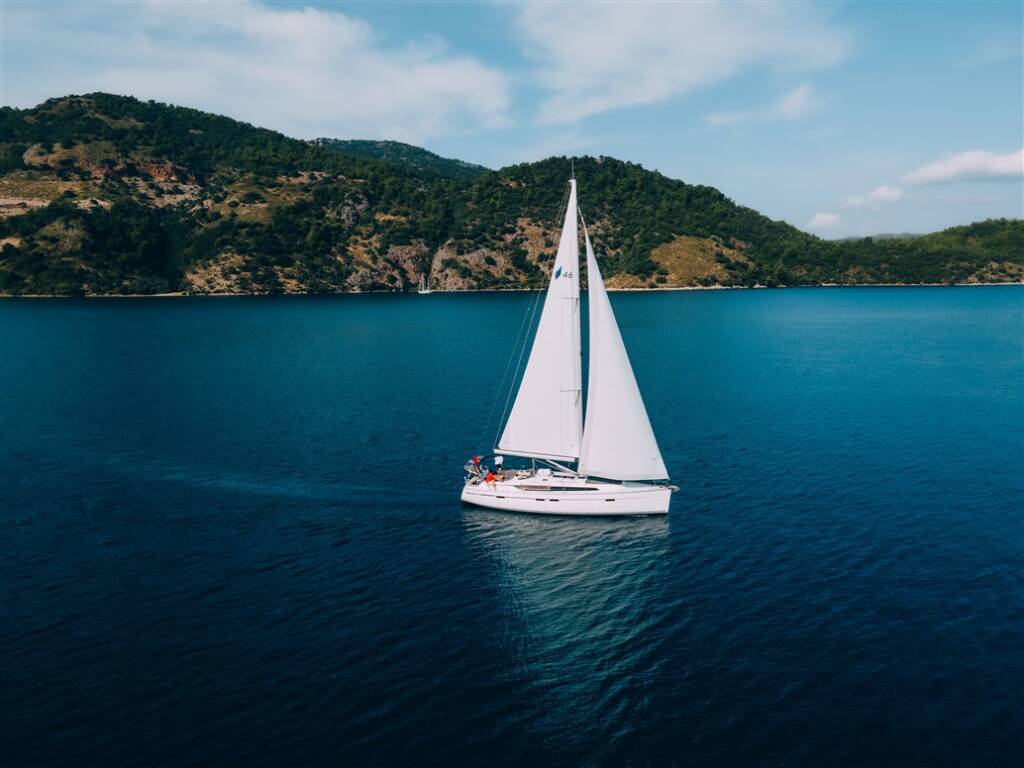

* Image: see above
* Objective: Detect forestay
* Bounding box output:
[578,228,668,480]
[496,180,582,462]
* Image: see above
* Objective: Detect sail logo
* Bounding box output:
[554,267,572,279]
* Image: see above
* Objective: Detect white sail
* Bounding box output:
[578,228,668,480]
[497,180,582,461]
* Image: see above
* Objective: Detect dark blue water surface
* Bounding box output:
[1,287,1022,767]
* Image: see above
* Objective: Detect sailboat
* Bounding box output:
[418,274,432,294]
[461,178,675,516]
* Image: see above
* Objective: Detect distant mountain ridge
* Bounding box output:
[836,232,924,242]
[0,93,1020,296]
[312,138,488,180]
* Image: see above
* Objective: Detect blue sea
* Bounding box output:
[1,287,1022,767]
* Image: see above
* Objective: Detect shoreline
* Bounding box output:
[1,281,1021,299]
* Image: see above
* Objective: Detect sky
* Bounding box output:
[2,0,1022,237]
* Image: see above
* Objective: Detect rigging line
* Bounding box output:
[549,179,572,244]
[476,285,539,449]
[493,285,543,450]
[544,191,569,253]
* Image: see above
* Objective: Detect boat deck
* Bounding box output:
[461,470,672,516]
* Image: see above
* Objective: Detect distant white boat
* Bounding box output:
[418,274,432,294]
[461,178,675,515]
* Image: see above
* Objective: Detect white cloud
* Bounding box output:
[2,1,510,143]
[837,150,1020,215]
[774,84,819,120]
[705,84,818,126]
[808,212,842,230]
[903,149,1024,186]
[846,185,904,207]
[957,35,1024,67]
[517,2,849,124]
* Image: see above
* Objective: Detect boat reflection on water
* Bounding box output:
[460,509,673,743]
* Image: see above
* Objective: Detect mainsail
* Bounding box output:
[578,226,668,480]
[496,180,583,461]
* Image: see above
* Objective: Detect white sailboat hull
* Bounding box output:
[461,475,671,516]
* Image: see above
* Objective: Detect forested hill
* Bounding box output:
[1,93,1020,296]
